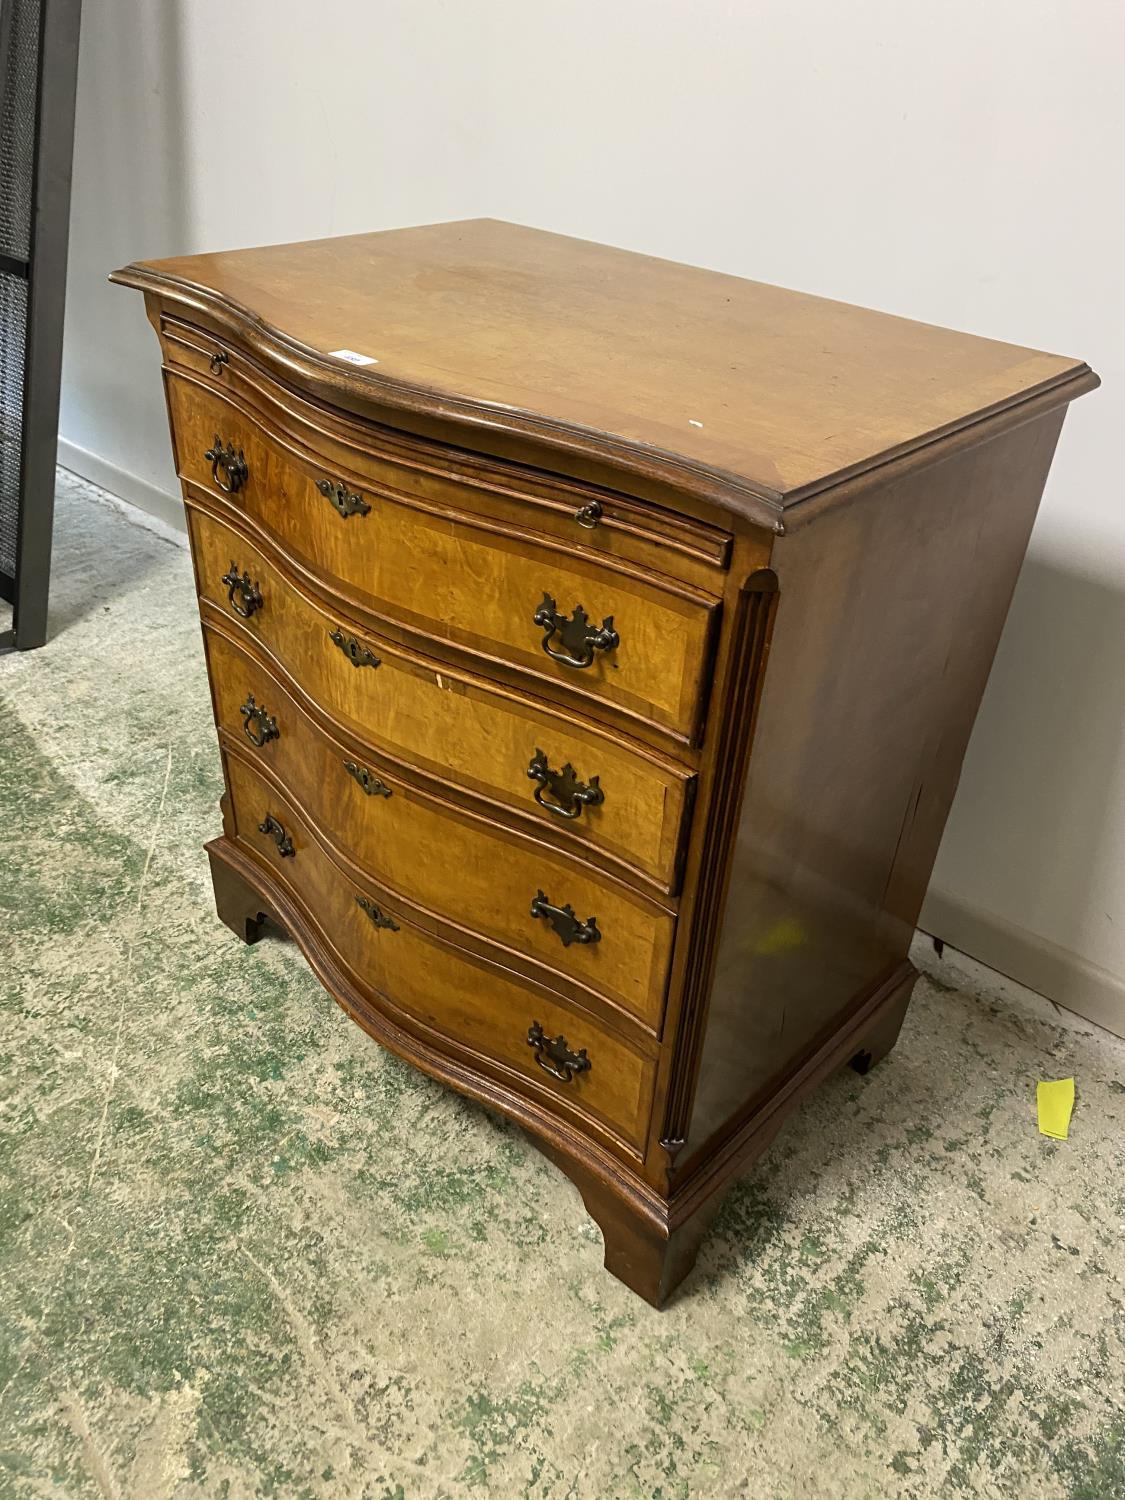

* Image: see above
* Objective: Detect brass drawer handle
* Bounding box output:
[530,890,600,947]
[343,758,392,797]
[527,1021,591,1083]
[574,500,602,529]
[356,894,399,931]
[221,562,263,619]
[527,748,604,821]
[204,435,248,494]
[258,813,294,857]
[240,693,279,747]
[209,349,229,376]
[533,592,619,669]
[329,627,380,669]
[316,477,371,519]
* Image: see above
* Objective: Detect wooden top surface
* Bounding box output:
[114,218,1094,515]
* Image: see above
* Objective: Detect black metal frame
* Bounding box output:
[0,0,82,651]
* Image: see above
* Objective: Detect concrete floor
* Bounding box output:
[1,471,1123,1499]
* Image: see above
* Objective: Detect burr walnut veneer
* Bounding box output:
[113,221,1097,1305]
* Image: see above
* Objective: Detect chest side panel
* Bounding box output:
[680,408,1069,1162]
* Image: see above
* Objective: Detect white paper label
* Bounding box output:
[328,348,379,366]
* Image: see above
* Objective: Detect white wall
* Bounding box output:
[60,0,1125,1028]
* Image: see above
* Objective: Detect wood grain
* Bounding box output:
[113,218,1094,513]
[189,504,695,892]
[170,370,719,743]
[206,624,676,1032]
[162,315,733,590]
[684,407,1071,1163]
[223,753,657,1154]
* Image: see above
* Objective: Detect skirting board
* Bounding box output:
[920,887,1125,1041]
[58,437,186,536]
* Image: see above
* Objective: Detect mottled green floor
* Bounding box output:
[1,473,1123,1500]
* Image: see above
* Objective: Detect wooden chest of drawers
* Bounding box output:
[113,221,1097,1305]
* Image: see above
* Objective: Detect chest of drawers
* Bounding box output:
[113,220,1096,1305]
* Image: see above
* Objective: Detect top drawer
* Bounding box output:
[160,317,732,591]
[167,370,720,745]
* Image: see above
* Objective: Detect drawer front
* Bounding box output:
[190,506,694,892]
[224,754,657,1154]
[162,315,733,593]
[206,624,675,1031]
[169,372,718,743]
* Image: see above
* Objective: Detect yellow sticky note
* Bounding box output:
[1037,1078,1075,1140]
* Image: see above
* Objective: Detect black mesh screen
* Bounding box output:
[0,0,41,263]
[0,268,27,578]
[0,0,42,581]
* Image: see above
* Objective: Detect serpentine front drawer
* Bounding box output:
[160,313,733,595]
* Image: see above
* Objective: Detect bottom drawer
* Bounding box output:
[224,753,657,1155]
